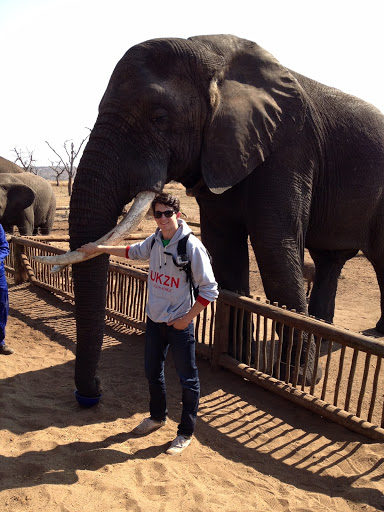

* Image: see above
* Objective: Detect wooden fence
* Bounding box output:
[5,236,384,441]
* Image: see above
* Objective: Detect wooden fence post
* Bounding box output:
[211,298,230,369]
[13,241,28,284]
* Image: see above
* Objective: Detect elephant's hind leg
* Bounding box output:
[308,248,358,323]
[362,250,384,333]
[39,226,50,235]
[40,197,56,235]
[40,212,55,235]
[373,268,384,333]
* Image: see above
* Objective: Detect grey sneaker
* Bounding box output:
[0,344,14,355]
[166,435,192,455]
[132,417,166,436]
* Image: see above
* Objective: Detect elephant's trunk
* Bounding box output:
[72,253,109,397]
[67,119,149,397]
[69,131,122,396]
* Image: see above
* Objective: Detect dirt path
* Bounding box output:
[1,283,384,512]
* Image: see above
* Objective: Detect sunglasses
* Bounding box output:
[154,210,175,219]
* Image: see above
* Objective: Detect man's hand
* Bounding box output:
[77,242,103,256]
[167,316,190,330]
[77,244,128,258]
[167,299,208,330]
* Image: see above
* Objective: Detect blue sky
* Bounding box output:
[0,0,383,165]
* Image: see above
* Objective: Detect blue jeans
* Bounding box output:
[0,288,8,346]
[145,317,200,437]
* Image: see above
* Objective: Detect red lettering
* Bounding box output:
[171,277,180,288]
[150,272,179,289]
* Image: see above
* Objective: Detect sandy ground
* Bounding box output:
[1,182,384,511]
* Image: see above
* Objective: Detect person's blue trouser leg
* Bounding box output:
[145,318,169,423]
[169,322,200,437]
[145,317,200,437]
[0,288,9,347]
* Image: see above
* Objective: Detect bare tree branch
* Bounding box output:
[45,129,90,195]
[48,160,66,186]
[45,141,68,170]
[12,147,38,174]
[63,140,71,162]
[73,131,90,159]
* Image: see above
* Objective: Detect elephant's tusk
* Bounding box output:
[32,191,156,270]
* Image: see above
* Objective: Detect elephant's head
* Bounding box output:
[42,35,305,398]
[0,183,35,224]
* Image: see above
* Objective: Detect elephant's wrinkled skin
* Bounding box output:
[68,35,384,397]
[0,170,56,235]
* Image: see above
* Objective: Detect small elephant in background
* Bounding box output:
[0,173,56,235]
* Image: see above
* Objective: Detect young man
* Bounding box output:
[79,193,218,455]
[0,224,13,355]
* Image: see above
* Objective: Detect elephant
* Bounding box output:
[39,35,384,398]
[0,172,56,235]
[0,156,24,174]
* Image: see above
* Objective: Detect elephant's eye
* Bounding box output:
[151,108,169,129]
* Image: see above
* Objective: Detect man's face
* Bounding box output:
[153,203,179,234]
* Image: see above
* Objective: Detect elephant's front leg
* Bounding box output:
[251,240,307,313]
[198,198,250,295]
[251,240,320,383]
[17,212,34,236]
[198,196,251,361]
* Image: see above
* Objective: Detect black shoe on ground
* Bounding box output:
[0,344,14,355]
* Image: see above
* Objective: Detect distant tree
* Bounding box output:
[45,129,90,195]
[12,147,38,174]
[48,160,66,186]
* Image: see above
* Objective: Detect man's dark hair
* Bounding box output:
[151,193,180,214]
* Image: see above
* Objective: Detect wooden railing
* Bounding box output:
[5,236,384,441]
[213,291,384,441]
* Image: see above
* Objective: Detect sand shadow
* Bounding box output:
[195,364,384,509]
[361,327,384,339]
[2,344,383,509]
[0,433,169,489]
[1,283,383,508]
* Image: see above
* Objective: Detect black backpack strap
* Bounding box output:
[177,233,190,252]
[150,232,191,255]
[178,233,199,301]
[162,233,191,266]
[164,233,198,302]
[176,232,190,262]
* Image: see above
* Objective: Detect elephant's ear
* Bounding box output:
[6,184,35,210]
[200,37,306,194]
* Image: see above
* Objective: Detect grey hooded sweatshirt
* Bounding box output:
[127,219,218,323]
